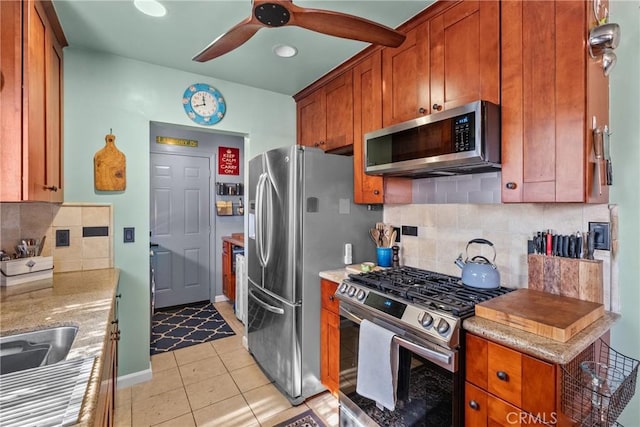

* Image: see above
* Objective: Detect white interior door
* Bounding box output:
[151,153,211,308]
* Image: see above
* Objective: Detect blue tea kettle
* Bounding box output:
[454,238,501,289]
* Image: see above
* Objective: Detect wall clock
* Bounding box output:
[182,83,226,125]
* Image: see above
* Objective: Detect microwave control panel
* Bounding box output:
[453,113,475,152]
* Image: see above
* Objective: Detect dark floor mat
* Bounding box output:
[150,302,235,355]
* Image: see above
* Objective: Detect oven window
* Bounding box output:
[340,317,455,427]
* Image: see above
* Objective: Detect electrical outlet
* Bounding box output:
[55,229,70,247]
[393,227,401,243]
[401,225,418,237]
[589,222,610,251]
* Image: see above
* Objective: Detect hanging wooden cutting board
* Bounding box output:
[94,133,126,191]
[474,289,604,342]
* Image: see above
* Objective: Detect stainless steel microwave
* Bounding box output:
[364,100,501,178]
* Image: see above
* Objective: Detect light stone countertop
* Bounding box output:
[0,268,120,426]
[319,268,350,284]
[463,312,620,365]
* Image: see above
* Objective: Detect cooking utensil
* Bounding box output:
[454,238,500,289]
[388,229,397,247]
[604,125,613,185]
[36,236,46,257]
[593,127,604,195]
[376,223,385,247]
[586,231,596,260]
[369,228,380,247]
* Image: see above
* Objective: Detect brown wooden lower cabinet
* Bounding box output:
[465,333,557,426]
[222,240,235,303]
[320,278,340,396]
[95,293,120,427]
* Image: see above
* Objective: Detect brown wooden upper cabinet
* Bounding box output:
[501,0,609,203]
[353,51,384,204]
[381,20,430,127]
[0,0,65,203]
[382,0,500,127]
[296,71,354,153]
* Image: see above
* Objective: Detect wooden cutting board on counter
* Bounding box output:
[475,289,604,342]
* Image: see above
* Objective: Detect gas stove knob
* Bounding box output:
[356,290,366,301]
[436,319,450,335]
[339,283,349,294]
[420,313,434,328]
[347,286,357,298]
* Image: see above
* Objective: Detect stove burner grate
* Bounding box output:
[348,266,513,318]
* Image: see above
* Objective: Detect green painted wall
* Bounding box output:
[63,48,295,376]
[609,1,640,423]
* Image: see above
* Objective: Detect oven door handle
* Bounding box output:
[394,336,451,366]
[339,305,452,367]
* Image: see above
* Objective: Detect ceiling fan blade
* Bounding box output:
[193,17,262,62]
[288,6,405,47]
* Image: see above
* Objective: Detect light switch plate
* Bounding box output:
[124,227,135,243]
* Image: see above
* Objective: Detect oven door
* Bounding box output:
[338,303,463,427]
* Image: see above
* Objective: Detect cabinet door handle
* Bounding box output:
[505,182,518,190]
[328,295,334,302]
[418,107,426,114]
[432,104,443,112]
[496,370,509,381]
[45,185,58,192]
[373,189,380,195]
[468,400,480,410]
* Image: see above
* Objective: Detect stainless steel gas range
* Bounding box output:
[335,266,513,427]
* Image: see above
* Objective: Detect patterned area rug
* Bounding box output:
[273,409,327,427]
[151,302,235,355]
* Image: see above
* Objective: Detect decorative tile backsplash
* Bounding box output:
[412,172,502,204]
[0,203,113,273]
[384,202,618,312]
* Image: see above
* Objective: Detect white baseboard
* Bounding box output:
[117,363,152,389]
[214,294,229,303]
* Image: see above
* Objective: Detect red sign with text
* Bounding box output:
[218,147,240,175]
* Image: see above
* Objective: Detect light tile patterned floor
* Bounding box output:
[115,302,339,427]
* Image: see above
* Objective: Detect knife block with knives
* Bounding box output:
[527,254,603,304]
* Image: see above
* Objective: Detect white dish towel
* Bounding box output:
[356,319,399,411]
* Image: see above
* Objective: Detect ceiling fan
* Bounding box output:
[193,0,406,62]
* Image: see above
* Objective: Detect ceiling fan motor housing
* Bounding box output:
[255,3,290,27]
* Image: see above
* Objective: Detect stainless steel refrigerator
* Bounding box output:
[247,145,381,404]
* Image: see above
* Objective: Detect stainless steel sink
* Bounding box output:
[0,326,78,375]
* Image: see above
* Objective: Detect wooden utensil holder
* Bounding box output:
[527,254,603,304]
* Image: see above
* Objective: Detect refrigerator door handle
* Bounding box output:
[255,173,268,267]
[248,288,285,315]
[262,174,273,265]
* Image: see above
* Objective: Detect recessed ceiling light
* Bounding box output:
[273,44,298,58]
[134,0,166,17]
